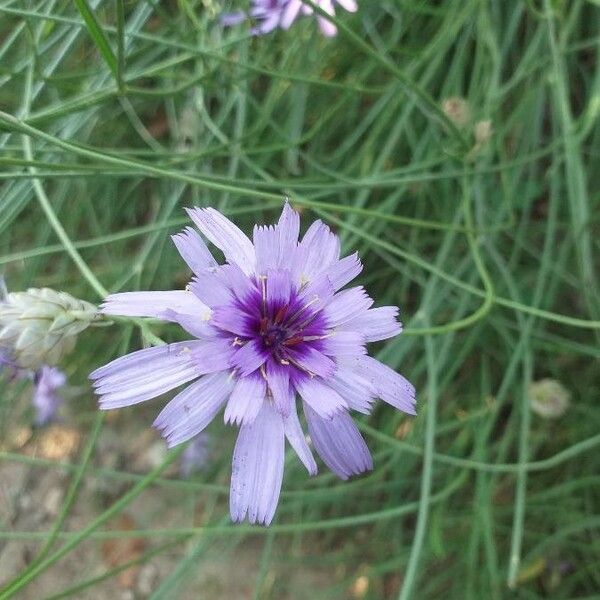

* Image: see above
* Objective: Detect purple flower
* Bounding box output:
[90,203,415,525]
[0,355,66,426]
[32,366,66,425]
[180,433,210,478]
[221,0,357,37]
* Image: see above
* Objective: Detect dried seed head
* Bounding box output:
[529,378,571,419]
[442,96,471,128]
[0,288,99,369]
[474,119,493,145]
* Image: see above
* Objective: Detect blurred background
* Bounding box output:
[0,1,599,598]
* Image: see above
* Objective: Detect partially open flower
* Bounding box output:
[0,287,98,369]
[529,379,570,419]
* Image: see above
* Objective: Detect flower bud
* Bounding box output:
[0,288,99,369]
[529,379,571,419]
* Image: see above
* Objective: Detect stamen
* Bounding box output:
[259,275,267,315]
[286,295,320,326]
[285,354,316,378]
[301,333,333,342]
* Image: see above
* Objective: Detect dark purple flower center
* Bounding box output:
[210,271,329,375]
[250,287,326,364]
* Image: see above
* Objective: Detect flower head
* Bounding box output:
[32,366,66,426]
[221,0,357,37]
[0,286,98,369]
[91,203,415,525]
[529,378,570,419]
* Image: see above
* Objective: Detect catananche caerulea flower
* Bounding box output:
[1,352,66,425]
[32,366,66,425]
[91,203,415,525]
[222,0,357,37]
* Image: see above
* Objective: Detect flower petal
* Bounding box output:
[336,0,357,12]
[186,207,255,275]
[286,346,335,378]
[292,220,340,284]
[276,202,300,257]
[265,268,292,307]
[281,0,303,28]
[317,0,337,37]
[304,403,372,479]
[266,359,292,416]
[189,339,235,374]
[161,309,216,339]
[351,355,416,415]
[346,306,402,342]
[171,226,217,275]
[329,366,375,414]
[189,270,232,307]
[321,331,366,357]
[230,402,285,525]
[325,252,362,291]
[101,291,209,321]
[323,287,373,327]
[295,377,347,419]
[211,305,253,337]
[283,403,317,475]
[253,225,278,275]
[91,342,200,409]
[231,338,268,375]
[224,372,266,426]
[297,271,335,312]
[220,10,246,26]
[153,371,233,447]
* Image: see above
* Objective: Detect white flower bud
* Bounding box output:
[529,379,571,419]
[0,288,99,369]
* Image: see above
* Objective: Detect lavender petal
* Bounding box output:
[295,377,347,419]
[321,330,366,357]
[189,339,235,374]
[224,372,266,426]
[323,286,373,327]
[283,403,317,475]
[231,338,268,376]
[91,342,201,409]
[153,371,233,447]
[102,290,209,321]
[266,359,292,417]
[186,207,255,275]
[171,226,217,275]
[351,355,416,415]
[292,220,340,284]
[347,306,402,342]
[304,403,372,479]
[230,401,285,525]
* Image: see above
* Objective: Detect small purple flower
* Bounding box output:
[32,366,66,426]
[91,203,415,525]
[221,0,357,37]
[180,433,210,478]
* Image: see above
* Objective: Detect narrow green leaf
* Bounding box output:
[73,0,118,77]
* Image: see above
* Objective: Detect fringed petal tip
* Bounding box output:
[229,403,284,527]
